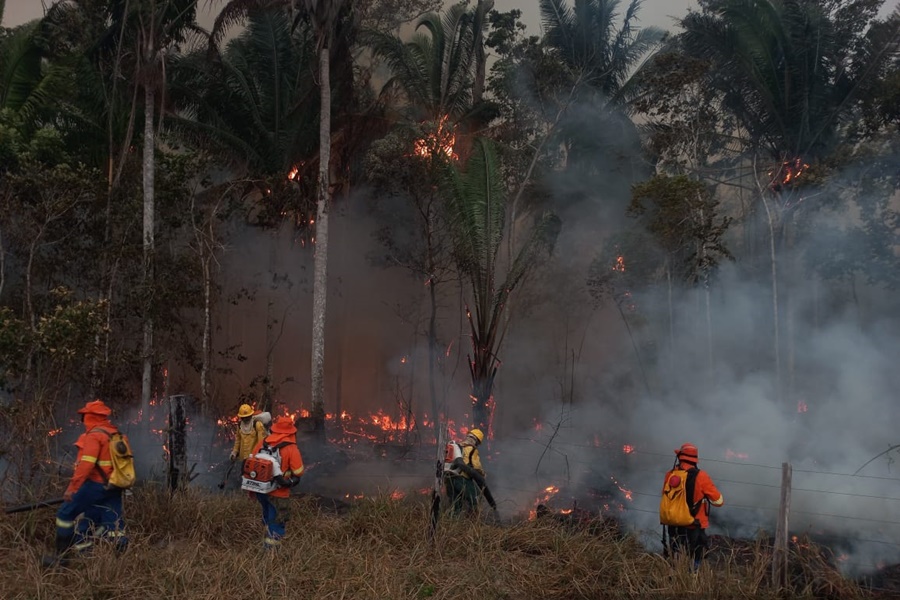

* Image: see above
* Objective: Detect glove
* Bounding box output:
[229,450,237,461]
[274,475,289,488]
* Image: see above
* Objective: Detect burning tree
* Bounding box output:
[365,123,458,442]
[445,138,561,433]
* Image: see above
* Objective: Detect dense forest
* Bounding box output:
[1,0,900,576]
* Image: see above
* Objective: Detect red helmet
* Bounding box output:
[675,443,699,462]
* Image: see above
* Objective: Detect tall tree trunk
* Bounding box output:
[666,259,674,376]
[200,240,212,407]
[427,277,439,442]
[141,84,155,413]
[310,43,331,432]
[265,295,275,413]
[761,193,781,407]
[0,226,5,300]
[471,0,491,106]
[334,318,343,432]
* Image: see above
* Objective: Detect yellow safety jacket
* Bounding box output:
[232,420,266,461]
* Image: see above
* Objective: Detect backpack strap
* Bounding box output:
[685,467,703,517]
[464,444,475,468]
[88,427,116,484]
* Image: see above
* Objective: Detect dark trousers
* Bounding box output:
[55,480,127,555]
[666,525,708,565]
[444,474,478,515]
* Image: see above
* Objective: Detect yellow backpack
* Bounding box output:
[659,467,701,527]
[93,428,137,490]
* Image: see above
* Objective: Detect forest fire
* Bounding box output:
[413,115,458,160]
[769,157,810,191]
[613,255,626,272]
[287,163,303,181]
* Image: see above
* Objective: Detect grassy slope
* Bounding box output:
[0,488,874,600]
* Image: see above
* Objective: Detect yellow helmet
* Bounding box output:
[468,428,485,444]
[237,404,254,418]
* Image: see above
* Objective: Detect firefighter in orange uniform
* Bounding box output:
[250,416,304,549]
[48,400,128,565]
[664,443,724,569]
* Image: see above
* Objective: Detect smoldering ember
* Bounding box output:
[1,0,899,598]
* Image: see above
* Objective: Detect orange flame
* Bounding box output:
[769,157,810,190]
[413,115,458,161]
[613,255,625,272]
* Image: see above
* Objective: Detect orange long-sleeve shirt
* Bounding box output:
[680,461,724,529]
[66,415,115,495]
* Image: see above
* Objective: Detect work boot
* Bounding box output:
[41,534,75,568]
[40,554,70,568]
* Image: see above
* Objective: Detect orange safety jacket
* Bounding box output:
[679,460,724,529]
[66,415,116,495]
[251,433,304,498]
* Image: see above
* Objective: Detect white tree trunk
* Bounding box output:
[310,45,331,429]
[141,84,155,412]
[761,193,781,406]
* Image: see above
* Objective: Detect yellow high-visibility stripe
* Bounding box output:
[103,530,126,538]
[710,495,724,506]
[56,518,75,529]
[263,537,281,546]
[97,460,112,467]
[73,541,93,551]
[81,455,98,464]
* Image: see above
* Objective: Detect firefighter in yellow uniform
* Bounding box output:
[444,428,486,515]
[230,404,266,462]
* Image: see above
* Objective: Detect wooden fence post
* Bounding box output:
[772,462,792,589]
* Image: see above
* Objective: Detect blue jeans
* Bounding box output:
[55,480,127,554]
[256,493,290,549]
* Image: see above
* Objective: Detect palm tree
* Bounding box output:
[0,19,70,133]
[365,2,487,123]
[679,0,900,405]
[680,0,897,162]
[445,138,561,433]
[170,8,319,179]
[539,0,666,104]
[538,0,666,202]
[364,2,495,436]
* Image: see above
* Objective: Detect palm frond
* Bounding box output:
[0,21,42,111]
[445,138,506,314]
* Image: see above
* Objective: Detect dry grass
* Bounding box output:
[0,488,879,600]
